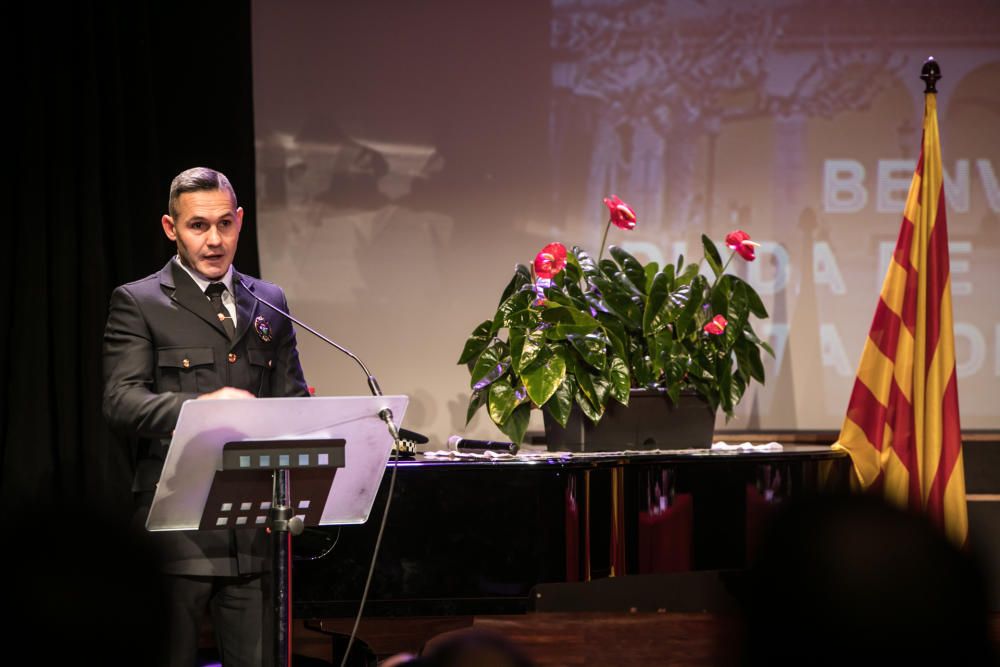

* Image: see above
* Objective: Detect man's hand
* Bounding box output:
[197,387,256,400]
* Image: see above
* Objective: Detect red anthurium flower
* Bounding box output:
[534,242,567,279]
[703,314,728,335]
[725,230,759,261]
[602,195,637,230]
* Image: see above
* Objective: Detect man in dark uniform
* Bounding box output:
[103,167,309,666]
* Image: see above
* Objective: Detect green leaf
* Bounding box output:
[568,332,608,371]
[522,349,567,406]
[643,262,660,293]
[645,279,693,337]
[608,355,630,406]
[609,246,648,293]
[491,288,533,334]
[560,261,583,286]
[735,337,766,383]
[541,305,601,328]
[592,378,611,408]
[643,272,669,336]
[488,379,519,425]
[573,375,610,422]
[710,286,729,324]
[512,327,547,373]
[566,350,599,405]
[702,234,725,279]
[598,315,628,360]
[544,374,576,428]
[648,328,673,378]
[509,329,525,371]
[715,355,741,417]
[504,308,540,329]
[541,305,601,339]
[496,402,531,444]
[575,390,604,423]
[457,319,492,364]
[469,339,508,390]
[661,263,674,289]
[726,276,749,326]
[727,274,769,318]
[742,324,775,357]
[612,270,645,298]
[675,275,707,336]
[465,390,487,425]
[499,264,532,305]
[676,262,699,287]
[629,344,654,387]
[560,275,588,305]
[729,369,748,416]
[545,285,576,308]
[572,246,601,279]
[598,258,619,277]
[592,276,642,328]
[717,358,734,415]
[663,352,689,387]
[689,351,717,383]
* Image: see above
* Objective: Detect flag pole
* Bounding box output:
[833,55,968,545]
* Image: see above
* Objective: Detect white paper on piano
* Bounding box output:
[710,441,784,452]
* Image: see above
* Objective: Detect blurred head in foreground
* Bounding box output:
[415,629,535,667]
[741,494,994,666]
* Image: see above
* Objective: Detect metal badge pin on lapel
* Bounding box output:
[254,315,273,342]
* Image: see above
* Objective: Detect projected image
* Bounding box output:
[252,0,1000,443]
[547,0,1000,428]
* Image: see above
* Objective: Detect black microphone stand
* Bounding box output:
[239,278,405,667]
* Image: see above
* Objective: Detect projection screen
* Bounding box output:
[252,0,1000,445]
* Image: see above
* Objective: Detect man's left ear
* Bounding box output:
[236,207,244,231]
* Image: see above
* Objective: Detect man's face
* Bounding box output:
[161,189,243,280]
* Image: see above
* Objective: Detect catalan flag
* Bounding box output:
[834,69,967,545]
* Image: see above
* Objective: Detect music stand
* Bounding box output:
[147,395,408,667]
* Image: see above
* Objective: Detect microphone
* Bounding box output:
[239,278,382,392]
[447,435,519,455]
[238,277,404,443]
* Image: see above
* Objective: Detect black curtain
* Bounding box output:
[1,2,260,515]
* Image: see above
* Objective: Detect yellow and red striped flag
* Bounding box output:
[834,73,967,545]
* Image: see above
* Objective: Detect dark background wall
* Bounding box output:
[0,1,259,515]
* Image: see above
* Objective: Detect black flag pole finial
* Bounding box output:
[921,57,941,93]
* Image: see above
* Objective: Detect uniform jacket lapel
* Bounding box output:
[233,270,259,345]
[159,260,231,342]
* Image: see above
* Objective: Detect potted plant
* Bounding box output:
[458,195,772,448]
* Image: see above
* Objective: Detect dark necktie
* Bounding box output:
[205,282,236,340]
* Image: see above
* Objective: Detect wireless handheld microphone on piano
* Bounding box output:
[447,435,519,455]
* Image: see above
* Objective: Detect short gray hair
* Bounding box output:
[167,167,238,219]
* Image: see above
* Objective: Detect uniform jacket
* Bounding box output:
[103,259,309,575]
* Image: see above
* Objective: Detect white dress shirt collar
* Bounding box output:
[173,256,235,295]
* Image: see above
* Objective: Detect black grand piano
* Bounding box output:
[293,443,851,619]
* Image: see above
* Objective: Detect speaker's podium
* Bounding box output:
[145,395,408,667]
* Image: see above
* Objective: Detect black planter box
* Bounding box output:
[543,389,715,452]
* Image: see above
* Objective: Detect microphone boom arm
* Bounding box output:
[239,279,398,437]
